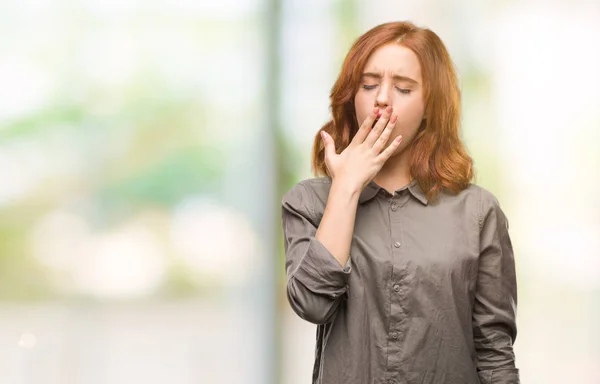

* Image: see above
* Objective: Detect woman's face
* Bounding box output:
[354,43,426,157]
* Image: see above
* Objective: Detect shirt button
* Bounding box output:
[390,203,398,211]
[391,332,399,340]
[393,241,401,248]
[393,284,401,292]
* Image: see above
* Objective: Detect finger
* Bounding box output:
[372,114,397,153]
[321,131,336,159]
[364,106,393,147]
[350,107,379,147]
[377,134,403,161]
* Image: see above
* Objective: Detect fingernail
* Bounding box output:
[396,135,403,142]
[391,115,397,123]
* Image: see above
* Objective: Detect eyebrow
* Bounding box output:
[361,72,418,85]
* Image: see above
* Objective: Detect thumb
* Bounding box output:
[321,131,336,159]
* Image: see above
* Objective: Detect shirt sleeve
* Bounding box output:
[474,188,520,384]
[281,182,351,325]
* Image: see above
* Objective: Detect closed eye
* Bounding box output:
[361,84,411,94]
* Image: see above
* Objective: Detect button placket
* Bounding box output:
[389,194,404,251]
[387,188,408,378]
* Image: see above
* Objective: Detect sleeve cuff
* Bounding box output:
[478,367,520,384]
[291,237,351,298]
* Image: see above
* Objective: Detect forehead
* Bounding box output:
[363,43,421,80]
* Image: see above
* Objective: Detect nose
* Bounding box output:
[374,82,391,109]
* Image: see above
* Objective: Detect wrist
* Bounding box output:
[330,179,362,201]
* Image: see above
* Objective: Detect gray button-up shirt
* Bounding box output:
[281,177,519,384]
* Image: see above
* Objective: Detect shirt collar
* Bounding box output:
[358,178,428,206]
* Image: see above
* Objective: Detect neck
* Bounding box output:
[373,149,412,193]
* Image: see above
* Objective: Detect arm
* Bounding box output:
[281,181,360,325]
[473,188,520,384]
[282,105,400,324]
[315,180,361,267]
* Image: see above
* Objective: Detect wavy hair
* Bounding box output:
[311,21,473,201]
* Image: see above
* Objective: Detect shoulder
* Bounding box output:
[461,183,507,230]
[439,183,505,229]
[281,176,332,204]
[448,183,499,205]
[281,177,332,220]
[439,182,500,206]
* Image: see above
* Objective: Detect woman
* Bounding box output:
[281,21,520,384]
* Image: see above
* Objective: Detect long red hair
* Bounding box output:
[311,21,473,201]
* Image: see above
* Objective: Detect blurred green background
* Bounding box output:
[0,0,598,383]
